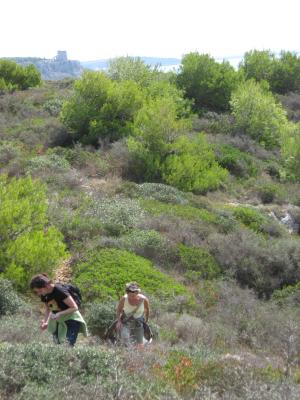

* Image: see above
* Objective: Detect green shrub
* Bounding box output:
[43,98,63,116]
[257,183,285,204]
[179,244,221,279]
[84,197,145,236]
[26,153,71,173]
[0,279,23,316]
[84,301,116,338]
[214,143,258,177]
[233,206,268,233]
[230,80,289,149]
[0,343,113,397]
[48,145,109,177]
[209,230,300,297]
[0,141,24,168]
[137,182,188,204]
[0,312,51,344]
[272,281,300,305]
[120,229,172,263]
[162,134,228,194]
[0,175,67,289]
[74,248,191,302]
[140,199,219,224]
[0,60,41,91]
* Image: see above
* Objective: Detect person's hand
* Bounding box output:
[40,321,48,331]
[49,312,60,320]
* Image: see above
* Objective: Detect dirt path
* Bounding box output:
[54,257,73,283]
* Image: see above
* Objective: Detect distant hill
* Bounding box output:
[2,52,83,80]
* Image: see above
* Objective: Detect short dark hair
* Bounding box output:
[30,274,52,289]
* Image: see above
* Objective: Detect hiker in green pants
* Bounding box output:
[30,274,88,346]
[116,282,150,347]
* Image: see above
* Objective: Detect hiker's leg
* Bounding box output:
[120,323,131,346]
[53,323,60,344]
[133,320,144,347]
[65,320,81,346]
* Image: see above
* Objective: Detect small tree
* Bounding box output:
[0,59,41,90]
[127,97,191,181]
[177,52,241,112]
[107,56,159,87]
[239,49,276,83]
[61,71,144,145]
[230,80,289,149]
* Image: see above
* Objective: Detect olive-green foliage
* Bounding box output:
[127,96,191,181]
[178,244,221,279]
[0,279,23,316]
[0,175,67,289]
[74,248,190,301]
[230,80,289,149]
[0,343,114,397]
[48,145,108,175]
[240,49,300,94]
[239,50,276,84]
[26,153,71,173]
[281,122,300,182]
[84,301,116,337]
[233,206,268,233]
[257,183,286,204]
[214,143,258,177]
[140,198,219,224]
[209,230,300,296]
[146,80,192,118]
[0,60,41,91]
[177,52,241,112]
[162,134,228,194]
[83,196,145,237]
[138,182,188,204]
[272,281,300,306]
[120,229,174,265]
[61,71,144,145]
[107,56,159,87]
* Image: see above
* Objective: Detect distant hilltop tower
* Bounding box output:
[55,51,68,62]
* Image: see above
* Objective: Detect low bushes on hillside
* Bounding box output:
[208,230,300,296]
[178,244,221,280]
[74,248,191,302]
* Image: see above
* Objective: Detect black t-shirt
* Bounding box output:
[41,284,70,313]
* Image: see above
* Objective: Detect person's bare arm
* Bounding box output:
[144,297,150,322]
[116,297,125,320]
[49,296,78,320]
[41,304,51,330]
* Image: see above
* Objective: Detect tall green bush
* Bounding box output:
[162,134,228,194]
[230,80,289,149]
[0,175,67,289]
[127,96,190,181]
[61,71,143,145]
[177,52,241,112]
[0,59,41,91]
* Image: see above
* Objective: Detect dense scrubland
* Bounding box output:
[0,51,299,399]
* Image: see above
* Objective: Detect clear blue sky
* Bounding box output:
[1,0,299,61]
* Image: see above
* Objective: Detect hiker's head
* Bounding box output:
[125,282,141,297]
[30,274,53,295]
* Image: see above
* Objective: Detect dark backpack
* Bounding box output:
[61,283,82,307]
